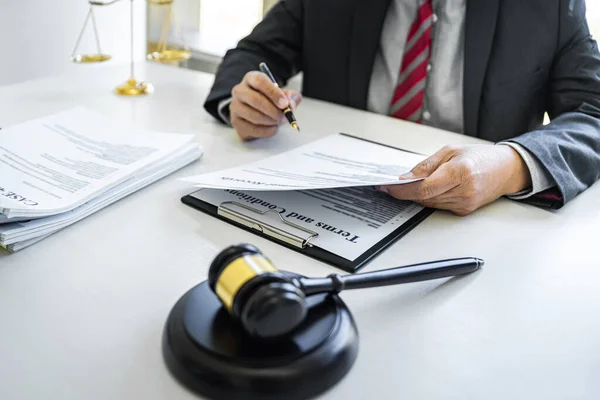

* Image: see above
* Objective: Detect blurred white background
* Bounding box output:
[0,1,599,87]
[588,1,600,37]
[0,0,147,87]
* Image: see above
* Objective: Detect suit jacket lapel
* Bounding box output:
[463,0,500,136]
[347,0,392,110]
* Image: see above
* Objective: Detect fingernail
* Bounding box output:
[399,172,415,180]
[278,98,287,108]
[376,186,389,194]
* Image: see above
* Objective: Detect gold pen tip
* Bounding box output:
[291,122,300,132]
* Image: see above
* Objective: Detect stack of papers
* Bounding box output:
[0,107,202,252]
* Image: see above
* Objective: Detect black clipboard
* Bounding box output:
[181,192,434,273]
[181,133,435,273]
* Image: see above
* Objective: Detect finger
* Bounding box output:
[412,187,465,205]
[245,71,289,109]
[421,201,473,216]
[231,115,278,140]
[415,190,482,216]
[232,84,284,122]
[283,89,303,111]
[416,199,457,210]
[230,98,280,126]
[400,145,460,180]
[420,201,478,217]
[382,162,461,201]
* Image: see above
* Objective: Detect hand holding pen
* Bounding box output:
[259,62,300,132]
[229,63,302,140]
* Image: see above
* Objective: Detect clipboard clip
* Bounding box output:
[217,201,318,249]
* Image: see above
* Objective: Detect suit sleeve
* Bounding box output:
[203,0,304,123]
[508,0,600,207]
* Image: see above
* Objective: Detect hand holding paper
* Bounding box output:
[378,144,532,216]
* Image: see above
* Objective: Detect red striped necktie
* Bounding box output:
[389,0,434,122]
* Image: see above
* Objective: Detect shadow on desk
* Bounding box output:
[347,270,481,331]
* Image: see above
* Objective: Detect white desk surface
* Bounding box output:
[1,62,599,400]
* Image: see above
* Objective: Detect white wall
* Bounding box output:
[0,0,146,87]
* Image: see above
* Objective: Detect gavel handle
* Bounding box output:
[298,258,483,296]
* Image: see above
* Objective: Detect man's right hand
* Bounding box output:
[230,71,302,140]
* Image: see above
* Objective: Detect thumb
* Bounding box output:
[400,147,454,180]
[284,89,303,110]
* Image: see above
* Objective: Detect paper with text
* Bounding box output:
[0,144,200,247]
[190,186,424,261]
[181,134,426,191]
[0,107,198,218]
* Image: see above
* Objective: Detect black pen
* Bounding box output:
[299,257,484,294]
[259,62,300,132]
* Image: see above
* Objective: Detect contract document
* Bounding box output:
[183,185,432,272]
[181,134,426,191]
[180,133,433,271]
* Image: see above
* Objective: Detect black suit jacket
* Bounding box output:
[205,0,600,208]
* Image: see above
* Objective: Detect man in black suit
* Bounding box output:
[204,0,600,215]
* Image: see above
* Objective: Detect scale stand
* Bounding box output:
[70,0,191,96]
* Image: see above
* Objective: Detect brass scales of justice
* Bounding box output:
[70,0,191,96]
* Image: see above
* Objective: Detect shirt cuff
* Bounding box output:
[497,142,555,199]
[217,97,233,126]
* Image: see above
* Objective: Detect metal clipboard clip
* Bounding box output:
[217,201,318,249]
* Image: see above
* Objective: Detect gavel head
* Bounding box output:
[208,243,308,340]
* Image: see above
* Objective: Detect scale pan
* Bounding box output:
[147,0,173,5]
[71,54,112,63]
[147,50,191,62]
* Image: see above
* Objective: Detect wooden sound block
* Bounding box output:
[162,274,359,400]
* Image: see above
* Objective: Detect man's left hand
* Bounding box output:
[378,144,532,216]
